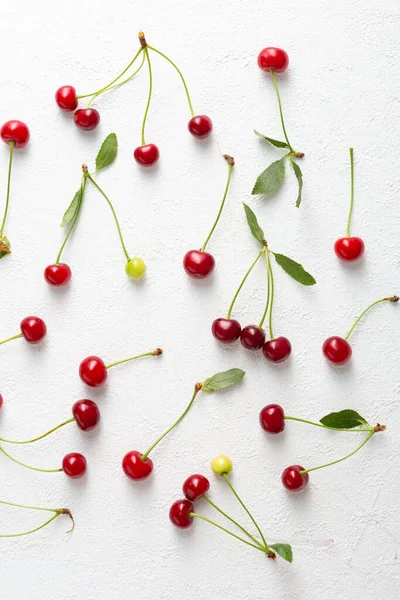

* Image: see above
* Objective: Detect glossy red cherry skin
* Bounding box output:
[0,394,3,409]
[44,263,71,286]
[257,48,289,73]
[133,144,159,166]
[259,404,285,433]
[62,453,87,478]
[182,474,210,501]
[74,108,100,131]
[240,325,265,350]
[323,336,352,365]
[55,86,78,111]
[79,356,107,387]
[20,316,47,344]
[122,450,153,480]
[263,336,291,362]
[72,399,100,431]
[334,237,365,262]
[0,120,30,148]
[169,499,194,528]
[212,318,241,343]
[282,465,309,491]
[183,250,215,278]
[188,115,213,139]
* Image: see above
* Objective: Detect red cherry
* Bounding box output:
[240,325,265,350]
[0,394,3,409]
[74,108,100,131]
[257,48,289,73]
[334,237,365,262]
[211,318,241,343]
[122,450,153,480]
[133,144,159,166]
[182,474,210,501]
[44,263,71,286]
[0,120,30,148]
[169,499,194,528]
[282,465,309,491]
[20,317,47,344]
[323,336,352,365]
[188,115,213,139]
[259,404,285,433]
[72,399,100,431]
[62,453,87,479]
[55,86,78,111]
[79,356,107,387]
[263,336,291,362]
[183,250,215,278]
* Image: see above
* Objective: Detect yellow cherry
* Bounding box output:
[211,455,232,475]
[125,257,146,279]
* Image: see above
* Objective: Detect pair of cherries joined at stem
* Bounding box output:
[183,154,234,279]
[44,134,146,286]
[122,369,245,481]
[212,203,316,362]
[260,404,385,491]
[169,456,292,562]
[0,120,30,258]
[0,500,74,539]
[55,31,212,166]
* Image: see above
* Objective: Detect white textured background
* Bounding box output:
[0,1,399,598]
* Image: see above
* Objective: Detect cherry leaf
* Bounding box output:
[202,368,245,393]
[291,160,303,208]
[270,543,293,563]
[252,158,286,195]
[272,253,316,286]
[60,188,82,227]
[95,133,118,172]
[254,130,290,149]
[243,203,264,245]
[320,410,368,429]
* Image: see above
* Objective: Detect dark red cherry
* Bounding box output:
[188,115,213,139]
[72,399,100,431]
[240,325,265,350]
[182,474,210,501]
[322,336,352,365]
[122,451,153,480]
[263,336,291,362]
[133,144,159,166]
[0,394,3,409]
[334,237,365,262]
[62,453,87,478]
[55,86,78,111]
[259,404,285,433]
[212,318,241,343]
[74,108,100,131]
[20,317,47,343]
[79,356,107,387]
[44,263,71,286]
[257,48,289,73]
[183,250,215,278]
[0,120,30,148]
[282,465,309,491]
[169,499,194,528]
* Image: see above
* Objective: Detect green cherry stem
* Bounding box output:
[226,249,265,319]
[257,247,271,330]
[0,141,15,238]
[201,155,235,252]
[346,148,355,238]
[0,445,62,473]
[0,333,23,346]
[203,495,264,549]
[56,174,87,265]
[267,250,275,339]
[105,348,163,369]
[0,417,75,445]
[86,174,131,262]
[284,416,372,433]
[270,70,294,153]
[344,296,399,341]
[140,383,202,461]
[141,47,154,147]
[0,502,74,538]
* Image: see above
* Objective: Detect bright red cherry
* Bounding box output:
[182,474,210,501]
[55,86,78,111]
[334,237,365,262]
[212,318,241,343]
[79,356,107,387]
[323,336,352,365]
[0,394,3,409]
[133,144,159,166]
[263,336,291,362]
[0,120,30,148]
[44,263,71,286]
[282,465,309,491]
[169,499,194,528]
[74,108,100,131]
[257,48,289,73]
[259,404,285,433]
[188,115,213,139]
[20,317,47,344]
[183,250,215,278]
[122,450,153,480]
[240,325,265,350]
[62,453,87,479]
[72,399,100,431]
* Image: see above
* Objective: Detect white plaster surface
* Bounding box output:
[0,1,399,598]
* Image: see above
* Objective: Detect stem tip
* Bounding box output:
[82,164,88,173]
[373,423,386,432]
[295,152,304,158]
[267,550,276,559]
[390,296,399,303]
[195,382,203,392]
[152,348,163,356]
[138,31,147,47]
[223,154,235,167]
[57,508,75,532]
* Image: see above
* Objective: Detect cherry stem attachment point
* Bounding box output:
[0,332,23,346]
[0,141,15,238]
[270,70,294,153]
[0,445,62,473]
[201,155,234,252]
[105,348,163,370]
[56,175,87,264]
[344,296,399,341]
[0,417,75,445]
[346,148,355,238]
[284,416,372,432]
[0,501,74,537]
[227,249,265,319]
[141,47,153,147]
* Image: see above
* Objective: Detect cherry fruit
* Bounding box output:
[20,317,47,344]
[169,499,194,528]
[259,404,285,433]
[133,144,159,166]
[79,356,107,387]
[62,453,87,479]
[74,108,100,131]
[183,474,210,501]
[240,325,265,350]
[122,450,153,480]
[0,394,3,409]
[322,336,352,365]
[263,336,291,362]
[212,318,241,343]
[188,115,213,139]
[44,263,71,286]
[72,399,100,431]
[55,86,78,111]
[183,250,215,278]
[257,48,289,73]
[334,237,365,262]
[281,465,309,491]
[211,455,232,475]
[0,120,30,148]
[125,257,146,279]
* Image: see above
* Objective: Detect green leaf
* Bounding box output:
[0,251,8,259]
[291,160,303,208]
[95,133,118,172]
[320,410,368,429]
[60,188,82,227]
[270,543,293,563]
[202,368,245,393]
[254,130,289,149]
[252,158,286,195]
[243,203,264,245]
[273,253,316,286]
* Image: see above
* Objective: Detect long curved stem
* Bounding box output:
[0,513,60,538]
[201,157,234,252]
[284,416,371,432]
[148,45,195,117]
[203,495,264,548]
[0,333,23,346]
[0,417,74,445]
[346,148,355,237]
[141,48,153,146]
[258,247,271,329]
[270,71,293,153]
[0,445,62,473]
[267,250,275,339]
[141,385,201,461]
[0,141,15,237]
[190,513,268,554]
[105,349,161,370]
[87,175,130,262]
[226,249,265,319]
[56,177,86,264]
[344,296,398,341]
